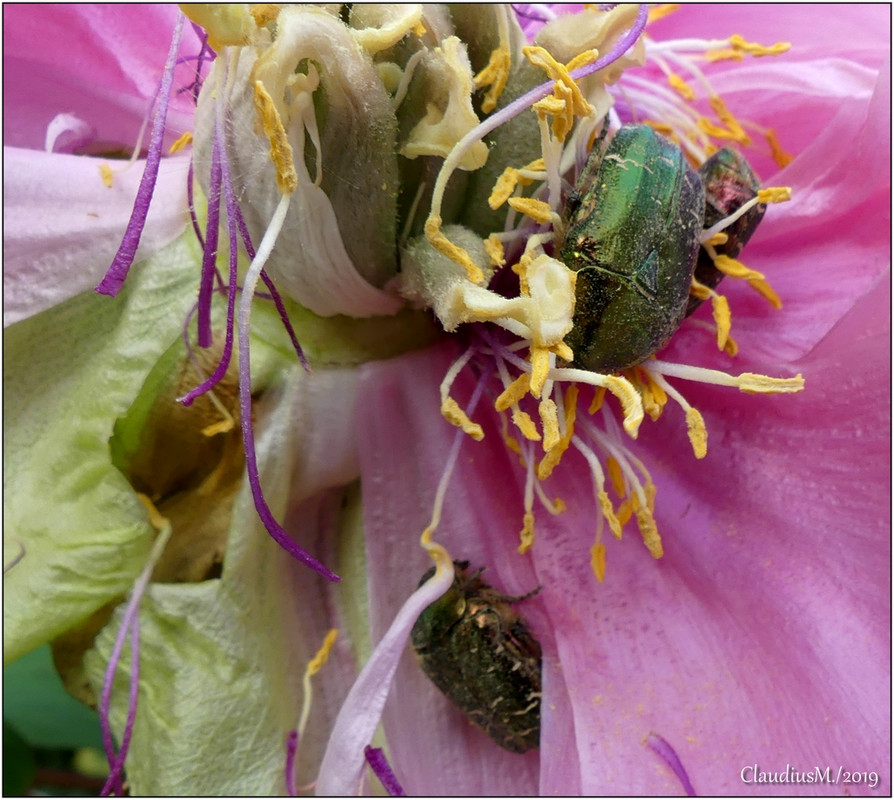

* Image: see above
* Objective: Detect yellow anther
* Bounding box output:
[495,372,532,411]
[588,385,606,415]
[512,253,531,296]
[711,292,732,351]
[489,167,519,209]
[529,347,551,398]
[758,186,792,204]
[441,397,485,440]
[484,234,506,267]
[598,491,623,539]
[424,216,486,284]
[590,542,607,583]
[537,384,578,480]
[99,163,114,188]
[136,492,170,531]
[643,119,675,136]
[539,399,560,452]
[723,332,739,357]
[504,432,523,456]
[686,406,707,459]
[737,372,804,394]
[518,511,535,554]
[635,503,663,558]
[616,498,633,527]
[747,277,782,309]
[201,417,235,437]
[648,4,679,23]
[521,157,546,174]
[250,4,281,28]
[253,80,298,194]
[307,629,338,676]
[513,409,541,442]
[474,45,511,114]
[507,197,555,226]
[553,497,567,513]
[705,231,729,247]
[667,72,696,101]
[523,44,594,121]
[704,48,745,63]
[728,34,791,57]
[606,457,625,497]
[168,131,193,154]
[412,19,426,36]
[550,341,574,363]
[602,375,644,438]
[713,254,763,280]
[708,95,751,145]
[765,129,794,168]
[179,4,255,50]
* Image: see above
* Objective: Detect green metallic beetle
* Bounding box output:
[410,560,542,753]
[560,124,705,373]
[686,146,766,315]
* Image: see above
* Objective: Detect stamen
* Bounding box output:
[648,359,805,394]
[252,80,298,195]
[95,14,185,296]
[472,7,512,114]
[364,746,407,797]
[645,732,697,797]
[643,369,707,459]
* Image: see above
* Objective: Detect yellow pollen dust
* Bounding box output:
[253,80,298,194]
[474,45,512,114]
[424,216,486,285]
[168,131,193,154]
[686,407,707,460]
[99,163,114,188]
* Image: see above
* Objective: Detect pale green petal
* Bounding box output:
[3,235,201,663]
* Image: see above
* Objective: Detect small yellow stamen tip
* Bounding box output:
[737,372,805,394]
[606,457,625,497]
[551,341,574,363]
[250,4,281,27]
[496,372,532,412]
[424,216,486,285]
[648,4,679,23]
[686,407,708,459]
[757,186,792,204]
[507,196,556,226]
[705,232,729,247]
[603,376,644,438]
[136,493,170,531]
[588,385,606,415]
[513,409,541,442]
[667,72,696,101]
[748,277,783,309]
[484,234,506,268]
[553,497,567,513]
[598,491,624,539]
[253,80,298,194]
[489,167,519,210]
[518,512,535,554]
[635,506,663,559]
[412,19,426,37]
[306,629,338,677]
[590,542,607,583]
[529,348,550,399]
[441,397,485,440]
[168,131,193,154]
[728,33,791,57]
[201,418,235,437]
[539,399,560,452]
[473,46,511,114]
[711,293,732,351]
[765,129,795,168]
[503,432,523,456]
[99,163,114,188]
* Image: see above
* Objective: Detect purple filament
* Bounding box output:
[284,730,299,796]
[100,615,140,797]
[364,746,407,797]
[646,732,697,797]
[196,130,222,348]
[95,14,185,296]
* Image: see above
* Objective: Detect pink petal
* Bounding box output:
[3,146,190,325]
[3,4,201,152]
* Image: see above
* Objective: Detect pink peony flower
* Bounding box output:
[3,4,889,796]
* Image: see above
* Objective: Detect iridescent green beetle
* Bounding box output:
[561,124,705,373]
[686,146,766,315]
[410,560,542,753]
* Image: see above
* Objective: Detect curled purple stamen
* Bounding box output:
[646,732,697,797]
[196,132,222,348]
[364,746,407,797]
[95,14,185,296]
[100,615,140,797]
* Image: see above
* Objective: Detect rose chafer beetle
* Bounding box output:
[686,146,767,315]
[560,124,705,373]
[410,560,542,753]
